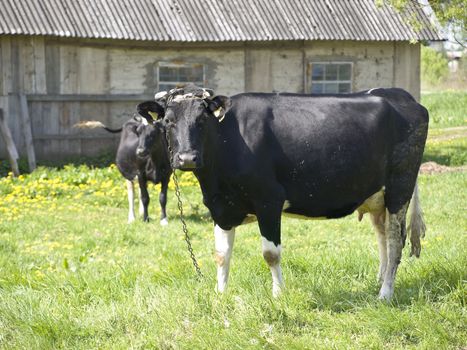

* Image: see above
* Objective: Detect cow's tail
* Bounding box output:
[73,121,122,133]
[407,181,426,258]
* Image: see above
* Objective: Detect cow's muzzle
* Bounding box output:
[174,152,202,170]
[136,147,149,158]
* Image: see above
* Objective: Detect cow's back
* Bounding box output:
[219,93,399,218]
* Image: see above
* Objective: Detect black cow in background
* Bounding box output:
[76,115,171,225]
[138,86,428,301]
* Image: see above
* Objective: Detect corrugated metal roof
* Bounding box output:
[0,0,444,41]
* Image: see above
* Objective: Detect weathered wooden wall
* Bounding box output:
[0,36,421,160]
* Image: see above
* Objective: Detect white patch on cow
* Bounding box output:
[171,90,211,103]
[357,187,385,221]
[367,88,381,94]
[214,225,236,293]
[126,180,136,223]
[160,217,169,226]
[378,204,408,301]
[138,186,145,216]
[154,91,167,100]
[261,237,284,297]
[370,212,387,283]
[141,117,149,126]
[241,214,257,225]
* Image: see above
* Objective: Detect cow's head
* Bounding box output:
[135,100,166,158]
[163,93,231,170]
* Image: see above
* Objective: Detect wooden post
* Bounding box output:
[19,94,36,171]
[0,109,20,176]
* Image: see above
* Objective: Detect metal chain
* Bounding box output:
[166,131,203,279]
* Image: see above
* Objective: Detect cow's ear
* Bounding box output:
[206,95,231,122]
[136,101,165,123]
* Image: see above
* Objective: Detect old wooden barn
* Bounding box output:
[0,0,442,162]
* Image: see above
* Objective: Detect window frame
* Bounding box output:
[156,62,206,91]
[307,61,354,94]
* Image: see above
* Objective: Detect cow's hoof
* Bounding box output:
[160,218,169,226]
[272,285,283,298]
[378,285,393,301]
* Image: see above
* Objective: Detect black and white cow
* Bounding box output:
[140,86,428,300]
[77,115,171,224]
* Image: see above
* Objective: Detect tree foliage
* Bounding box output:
[381,0,466,45]
[421,46,449,84]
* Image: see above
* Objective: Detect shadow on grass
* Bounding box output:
[288,257,464,312]
[422,143,467,167]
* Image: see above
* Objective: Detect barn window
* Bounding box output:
[157,63,205,91]
[309,62,352,93]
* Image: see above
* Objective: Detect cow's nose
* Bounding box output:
[177,153,198,169]
[136,147,147,157]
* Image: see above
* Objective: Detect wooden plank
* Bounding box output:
[10,39,19,92]
[19,94,36,171]
[20,37,35,93]
[43,102,60,158]
[0,109,20,176]
[45,43,61,94]
[0,39,3,95]
[30,101,44,158]
[1,37,12,95]
[79,47,109,93]
[34,134,117,140]
[60,45,79,93]
[33,37,47,94]
[26,94,153,102]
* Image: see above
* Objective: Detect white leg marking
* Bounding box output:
[371,213,387,283]
[214,225,235,293]
[126,180,136,223]
[138,185,145,217]
[160,217,169,226]
[262,237,284,298]
[379,205,407,300]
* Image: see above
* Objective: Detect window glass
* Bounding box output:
[309,63,352,94]
[311,64,325,81]
[158,63,205,90]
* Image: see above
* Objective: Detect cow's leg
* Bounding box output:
[214,224,235,293]
[159,179,169,226]
[137,176,150,222]
[379,203,408,300]
[138,187,145,217]
[256,199,284,298]
[126,179,136,223]
[370,212,387,283]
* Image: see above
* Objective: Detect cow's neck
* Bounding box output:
[193,124,221,200]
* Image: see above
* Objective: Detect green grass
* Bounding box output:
[423,130,467,166]
[0,90,465,348]
[421,91,467,129]
[0,165,466,349]
[420,91,467,166]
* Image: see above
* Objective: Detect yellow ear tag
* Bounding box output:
[214,107,225,122]
[148,111,158,120]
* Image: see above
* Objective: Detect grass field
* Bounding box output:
[0,91,466,349]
